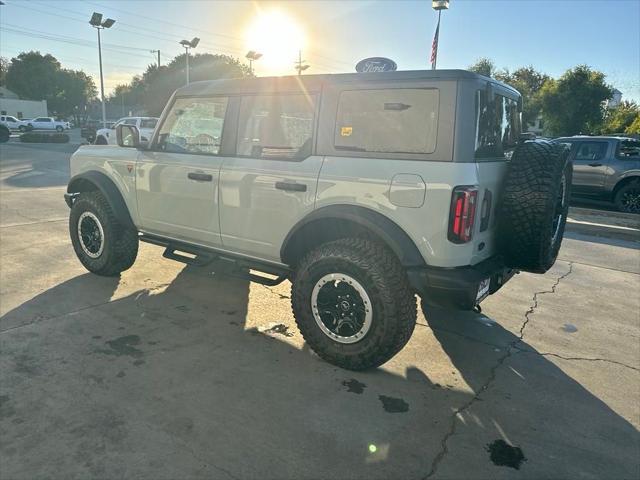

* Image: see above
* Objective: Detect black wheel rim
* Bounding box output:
[311,274,372,344]
[78,212,104,258]
[620,188,640,213]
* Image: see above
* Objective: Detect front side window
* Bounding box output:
[335,88,439,154]
[475,91,521,159]
[140,118,158,129]
[123,118,137,126]
[157,97,228,155]
[237,94,315,160]
[575,142,607,161]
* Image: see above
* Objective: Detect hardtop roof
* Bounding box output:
[175,69,520,97]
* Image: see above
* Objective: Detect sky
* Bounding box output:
[1,0,639,101]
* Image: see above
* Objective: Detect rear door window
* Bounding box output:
[236,94,315,160]
[334,88,439,154]
[617,140,640,158]
[157,97,229,155]
[475,91,521,159]
[574,142,607,161]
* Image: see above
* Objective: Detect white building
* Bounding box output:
[607,88,622,108]
[0,87,48,119]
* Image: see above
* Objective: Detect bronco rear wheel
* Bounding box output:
[291,238,416,370]
[69,191,138,276]
[497,141,572,274]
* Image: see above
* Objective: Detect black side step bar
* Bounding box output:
[162,247,215,267]
[140,234,289,287]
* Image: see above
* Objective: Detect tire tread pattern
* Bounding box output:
[291,238,416,370]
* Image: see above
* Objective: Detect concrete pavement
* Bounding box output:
[1,141,639,479]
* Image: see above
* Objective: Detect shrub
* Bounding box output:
[20,132,69,143]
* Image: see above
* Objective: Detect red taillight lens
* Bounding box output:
[448,186,478,244]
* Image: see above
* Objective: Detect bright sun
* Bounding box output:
[245,10,305,75]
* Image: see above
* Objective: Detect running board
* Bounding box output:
[140,234,289,287]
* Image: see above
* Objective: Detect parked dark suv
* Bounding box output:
[555,136,640,213]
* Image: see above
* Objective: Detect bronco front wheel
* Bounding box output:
[291,238,417,370]
[69,191,138,276]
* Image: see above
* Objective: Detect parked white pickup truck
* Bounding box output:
[0,115,30,131]
[27,117,70,132]
[94,117,158,145]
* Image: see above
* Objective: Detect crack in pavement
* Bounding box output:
[515,349,640,373]
[423,262,574,479]
[260,283,290,300]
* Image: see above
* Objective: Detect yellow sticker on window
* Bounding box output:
[341,126,353,137]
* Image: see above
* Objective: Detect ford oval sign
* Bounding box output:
[355,57,397,73]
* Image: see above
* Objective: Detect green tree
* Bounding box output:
[498,66,550,130]
[5,51,61,100]
[538,65,612,136]
[626,114,640,135]
[468,58,496,78]
[0,57,8,86]
[5,51,96,119]
[600,101,640,134]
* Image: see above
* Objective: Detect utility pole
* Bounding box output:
[150,50,161,67]
[89,12,115,129]
[294,50,310,76]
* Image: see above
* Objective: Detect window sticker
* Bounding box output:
[341,126,353,137]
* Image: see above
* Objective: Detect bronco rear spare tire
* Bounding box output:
[497,141,572,274]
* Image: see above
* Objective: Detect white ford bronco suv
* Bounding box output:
[65,70,571,370]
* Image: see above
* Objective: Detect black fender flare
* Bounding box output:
[67,171,135,229]
[281,204,426,268]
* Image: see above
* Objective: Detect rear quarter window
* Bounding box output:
[475,91,521,159]
[334,88,439,154]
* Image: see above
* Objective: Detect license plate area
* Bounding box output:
[476,277,491,302]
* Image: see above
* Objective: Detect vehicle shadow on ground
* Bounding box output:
[1,142,75,189]
[1,265,638,479]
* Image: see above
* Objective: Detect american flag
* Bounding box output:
[430,20,440,69]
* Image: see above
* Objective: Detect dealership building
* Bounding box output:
[0,86,48,119]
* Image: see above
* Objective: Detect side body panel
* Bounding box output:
[69,145,141,224]
[136,150,225,247]
[571,139,612,192]
[219,155,324,261]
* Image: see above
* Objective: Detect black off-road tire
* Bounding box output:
[497,141,572,273]
[69,191,138,276]
[291,238,417,370]
[614,179,640,214]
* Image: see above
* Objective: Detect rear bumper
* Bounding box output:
[407,256,518,310]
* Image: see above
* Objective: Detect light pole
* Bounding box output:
[150,49,161,68]
[89,12,115,128]
[294,50,310,76]
[245,50,262,76]
[431,0,449,70]
[179,37,200,85]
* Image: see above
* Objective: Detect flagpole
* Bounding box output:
[432,9,441,70]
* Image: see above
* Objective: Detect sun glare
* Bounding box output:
[245,10,305,75]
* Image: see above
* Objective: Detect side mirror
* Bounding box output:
[117,124,143,148]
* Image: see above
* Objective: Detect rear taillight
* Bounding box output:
[448,186,478,244]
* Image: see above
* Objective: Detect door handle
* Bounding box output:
[275,181,307,192]
[588,163,602,167]
[188,172,213,182]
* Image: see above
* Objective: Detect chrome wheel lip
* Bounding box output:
[551,173,567,246]
[77,211,104,258]
[311,273,373,345]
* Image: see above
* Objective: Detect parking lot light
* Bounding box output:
[89,12,116,129]
[180,37,200,85]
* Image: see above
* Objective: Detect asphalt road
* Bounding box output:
[1,141,639,479]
